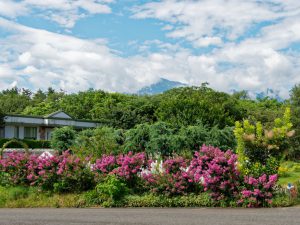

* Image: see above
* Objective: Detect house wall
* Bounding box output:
[3,114,101,141]
[4,125,14,138]
[4,125,43,140]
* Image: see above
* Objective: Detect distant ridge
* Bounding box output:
[137,78,187,95]
[231,88,284,101]
[255,88,283,102]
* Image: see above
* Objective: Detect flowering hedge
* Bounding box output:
[142,157,200,196]
[238,174,278,207]
[0,146,279,207]
[0,151,95,193]
[92,152,147,188]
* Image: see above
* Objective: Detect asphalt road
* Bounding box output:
[0,207,299,225]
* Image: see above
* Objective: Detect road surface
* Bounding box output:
[0,207,299,225]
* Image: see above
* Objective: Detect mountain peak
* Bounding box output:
[137,78,187,95]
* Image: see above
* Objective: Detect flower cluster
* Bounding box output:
[92,152,147,186]
[188,145,241,201]
[238,174,278,207]
[143,157,201,196]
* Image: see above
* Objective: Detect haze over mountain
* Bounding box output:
[139,78,284,101]
[137,78,187,95]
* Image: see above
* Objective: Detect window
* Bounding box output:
[14,126,19,139]
[46,130,52,140]
[24,127,37,140]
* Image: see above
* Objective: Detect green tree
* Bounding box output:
[289,84,300,159]
[155,86,243,128]
[0,87,32,114]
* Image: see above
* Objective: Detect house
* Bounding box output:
[0,111,101,141]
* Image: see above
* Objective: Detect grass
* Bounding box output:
[0,186,297,208]
[0,186,84,208]
[278,161,300,186]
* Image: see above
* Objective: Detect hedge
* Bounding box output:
[0,139,51,149]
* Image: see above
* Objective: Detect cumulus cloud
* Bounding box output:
[131,0,300,98]
[0,0,114,28]
[132,0,281,46]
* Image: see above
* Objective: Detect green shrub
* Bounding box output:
[123,193,213,207]
[0,139,51,149]
[96,175,127,201]
[52,167,95,194]
[0,172,10,187]
[73,127,121,159]
[87,175,128,207]
[50,126,76,153]
[234,108,294,176]
[7,186,30,201]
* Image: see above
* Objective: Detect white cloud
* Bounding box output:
[0,0,113,28]
[0,18,167,93]
[131,0,300,98]
[133,0,280,46]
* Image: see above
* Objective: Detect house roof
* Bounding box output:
[3,111,102,123]
[45,110,73,119]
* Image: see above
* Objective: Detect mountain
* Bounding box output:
[137,78,187,95]
[231,88,284,101]
[255,88,283,102]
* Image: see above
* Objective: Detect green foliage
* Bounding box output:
[155,86,244,128]
[289,84,300,159]
[93,175,128,207]
[0,139,29,157]
[50,126,76,152]
[0,85,295,162]
[0,139,50,149]
[123,122,236,157]
[123,193,214,207]
[73,127,122,159]
[0,87,32,114]
[278,161,300,186]
[52,168,95,194]
[234,108,294,176]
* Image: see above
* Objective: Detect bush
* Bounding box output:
[73,127,122,159]
[0,138,51,149]
[123,193,213,207]
[50,127,76,153]
[234,108,294,176]
[92,152,147,190]
[188,145,241,202]
[143,157,201,196]
[238,174,278,207]
[95,175,128,206]
[0,151,95,193]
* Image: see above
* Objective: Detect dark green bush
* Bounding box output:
[50,126,76,152]
[0,138,51,149]
[52,168,95,194]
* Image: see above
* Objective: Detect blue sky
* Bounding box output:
[0,0,300,98]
